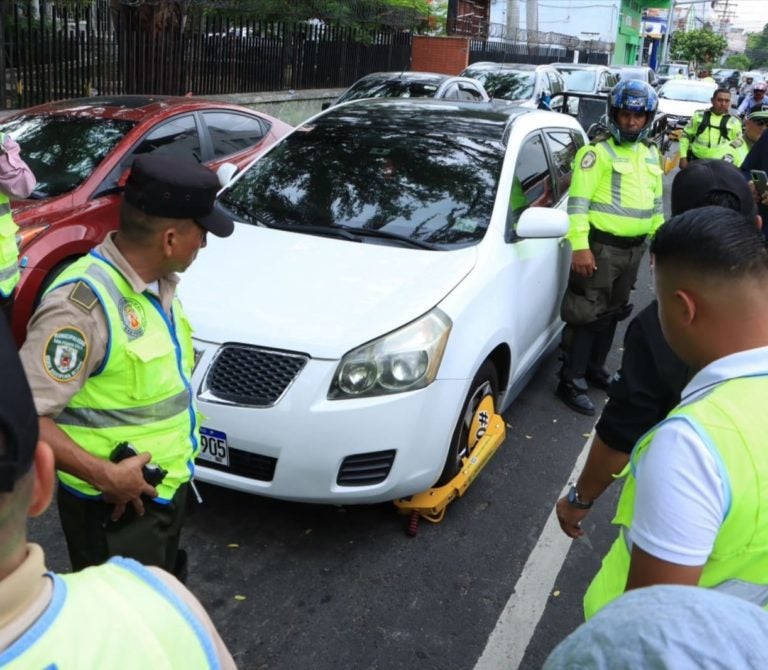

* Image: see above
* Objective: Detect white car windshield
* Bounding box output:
[659,83,714,103]
[558,69,596,93]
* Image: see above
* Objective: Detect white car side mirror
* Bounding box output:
[516,207,569,239]
[216,162,238,189]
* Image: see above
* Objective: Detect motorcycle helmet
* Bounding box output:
[606,79,658,144]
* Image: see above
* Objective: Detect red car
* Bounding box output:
[3,95,293,344]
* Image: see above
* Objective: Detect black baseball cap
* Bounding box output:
[0,317,38,492]
[124,155,234,238]
[671,159,755,220]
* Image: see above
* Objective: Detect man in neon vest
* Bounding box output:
[679,88,742,168]
[583,205,768,618]
[0,313,236,667]
[19,155,234,577]
[557,79,664,416]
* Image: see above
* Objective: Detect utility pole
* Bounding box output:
[506,0,520,40]
[526,0,538,41]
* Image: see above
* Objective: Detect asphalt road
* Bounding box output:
[27,172,674,670]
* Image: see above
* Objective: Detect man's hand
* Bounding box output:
[679,158,688,170]
[100,452,158,521]
[556,495,589,538]
[571,249,597,277]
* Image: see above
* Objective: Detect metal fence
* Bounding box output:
[1,2,412,108]
[1,2,611,109]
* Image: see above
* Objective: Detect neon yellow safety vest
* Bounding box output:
[0,133,18,297]
[566,138,664,251]
[48,251,199,501]
[679,110,743,160]
[584,374,768,620]
[0,558,221,669]
[711,136,749,167]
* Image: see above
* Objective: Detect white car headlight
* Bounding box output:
[328,309,452,399]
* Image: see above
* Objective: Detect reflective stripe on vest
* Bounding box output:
[49,251,199,501]
[584,373,768,619]
[588,140,661,222]
[0,558,220,669]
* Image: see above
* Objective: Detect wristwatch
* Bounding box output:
[567,485,593,509]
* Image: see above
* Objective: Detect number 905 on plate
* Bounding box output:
[198,426,229,467]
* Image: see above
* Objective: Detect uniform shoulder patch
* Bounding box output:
[580,150,597,169]
[730,137,743,148]
[68,281,99,312]
[43,327,88,382]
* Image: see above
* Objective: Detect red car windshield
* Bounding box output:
[0,114,135,197]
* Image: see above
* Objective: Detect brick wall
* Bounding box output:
[411,36,470,75]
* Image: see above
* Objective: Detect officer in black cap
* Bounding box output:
[19,155,234,577]
[0,315,237,666]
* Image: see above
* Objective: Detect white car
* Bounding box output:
[657,79,717,130]
[180,98,587,503]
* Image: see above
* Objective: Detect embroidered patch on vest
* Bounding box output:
[68,281,98,312]
[580,150,597,169]
[43,327,87,382]
[118,297,145,339]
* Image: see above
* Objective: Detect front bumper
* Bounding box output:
[191,343,470,504]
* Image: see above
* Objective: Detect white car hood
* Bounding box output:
[658,99,709,119]
[179,224,477,358]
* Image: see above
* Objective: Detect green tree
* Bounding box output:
[724,53,750,70]
[746,23,768,68]
[670,27,728,67]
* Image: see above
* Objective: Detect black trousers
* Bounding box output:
[0,291,14,326]
[57,482,188,573]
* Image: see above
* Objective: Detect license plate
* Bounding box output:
[198,427,229,467]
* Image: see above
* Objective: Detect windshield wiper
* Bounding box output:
[336,224,437,250]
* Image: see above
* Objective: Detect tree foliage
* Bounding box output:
[724,53,750,71]
[670,27,727,66]
[746,23,768,68]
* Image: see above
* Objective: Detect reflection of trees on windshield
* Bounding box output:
[341,80,441,102]
[225,102,506,248]
[0,116,134,196]
[464,70,535,101]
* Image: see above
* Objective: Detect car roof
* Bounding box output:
[318,98,556,142]
[661,79,715,87]
[464,62,541,72]
[14,95,248,122]
[353,71,453,84]
[552,63,608,70]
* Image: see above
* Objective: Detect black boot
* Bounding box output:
[556,377,595,416]
[558,326,596,415]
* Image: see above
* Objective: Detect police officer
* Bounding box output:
[19,154,234,575]
[583,206,768,619]
[556,79,664,415]
[679,88,742,169]
[0,312,236,668]
[0,133,35,323]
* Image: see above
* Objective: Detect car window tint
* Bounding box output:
[441,83,460,100]
[0,114,135,197]
[560,69,597,93]
[220,106,506,248]
[203,112,268,158]
[547,72,564,95]
[464,69,535,101]
[132,114,202,162]
[458,84,484,101]
[508,133,553,234]
[339,79,441,102]
[544,130,577,199]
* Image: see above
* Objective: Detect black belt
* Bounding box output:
[589,227,647,249]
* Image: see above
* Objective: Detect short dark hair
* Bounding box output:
[713,88,731,99]
[651,206,768,279]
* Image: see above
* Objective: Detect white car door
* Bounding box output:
[502,130,567,377]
